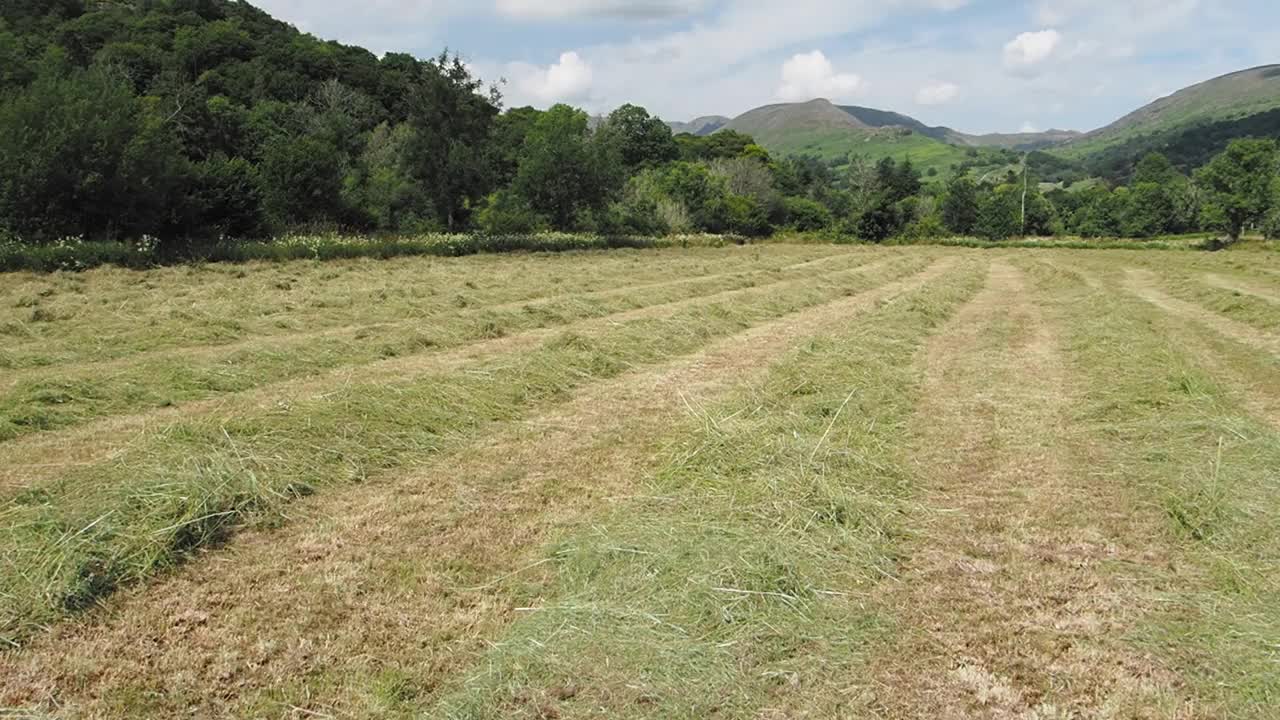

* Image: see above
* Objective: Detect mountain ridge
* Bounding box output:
[667,115,731,136]
[667,98,1080,153]
[665,63,1280,168]
[1056,63,1280,159]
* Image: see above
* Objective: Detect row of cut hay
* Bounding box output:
[0,250,885,444]
[428,261,987,717]
[1021,256,1280,718]
[0,256,924,646]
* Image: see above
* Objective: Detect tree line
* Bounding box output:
[941,140,1280,243]
[2,0,1278,254]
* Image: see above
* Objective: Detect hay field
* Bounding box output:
[1,245,1278,718]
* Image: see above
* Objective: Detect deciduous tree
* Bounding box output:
[1195,138,1279,243]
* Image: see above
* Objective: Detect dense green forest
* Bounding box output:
[1,0,1278,258]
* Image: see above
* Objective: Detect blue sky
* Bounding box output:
[254,0,1280,134]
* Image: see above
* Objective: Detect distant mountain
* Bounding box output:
[836,106,1078,150]
[951,129,1083,150]
[725,99,871,135]
[708,99,966,176]
[667,115,731,136]
[666,99,1060,177]
[1057,64,1280,160]
[669,99,1077,157]
[664,99,1080,178]
[665,64,1280,181]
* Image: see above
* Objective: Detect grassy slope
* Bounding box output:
[752,127,970,177]
[1055,65,1280,160]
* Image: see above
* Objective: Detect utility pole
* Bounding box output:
[1020,152,1029,236]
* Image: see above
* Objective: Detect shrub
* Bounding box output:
[476,192,548,234]
[185,155,267,243]
[900,214,947,241]
[854,197,902,243]
[1264,207,1280,241]
[783,197,834,232]
[718,194,771,237]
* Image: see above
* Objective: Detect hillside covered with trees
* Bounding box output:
[2,0,1279,261]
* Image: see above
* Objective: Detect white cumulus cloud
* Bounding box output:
[1003,29,1061,75]
[777,50,864,102]
[916,81,959,105]
[496,0,708,20]
[505,51,594,105]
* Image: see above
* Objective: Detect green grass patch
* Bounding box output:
[751,128,966,179]
[425,262,985,718]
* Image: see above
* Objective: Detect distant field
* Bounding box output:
[1,244,1278,718]
[752,128,972,177]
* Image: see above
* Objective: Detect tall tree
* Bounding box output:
[1195,138,1278,243]
[488,106,542,187]
[403,52,500,231]
[510,104,615,229]
[0,65,188,242]
[941,176,979,235]
[1132,152,1180,185]
[595,104,678,173]
[975,185,1024,241]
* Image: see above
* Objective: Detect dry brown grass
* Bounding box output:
[1202,273,1280,306]
[0,247,841,369]
[0,246,857,392]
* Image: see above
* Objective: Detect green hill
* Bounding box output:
[725,98,869,136]
[838,106,1079,150]
[717,99,963,176]
[673,98,1075,178]
[1057,65,1280,161]
[673,63,1280,180]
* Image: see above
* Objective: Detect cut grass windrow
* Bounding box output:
[0,256,967,719]
[1029,257,1280,718]
[0,249,872,444]
[0,254,934,647]
[418,260,987,719]
[863,259,1190,717]
[1121,254,1280,338]
[0,246,843,370]
[0,252,922,492]
[1203,274,1280,307]
[1124,269,1280,358]
[1,245,855,385]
